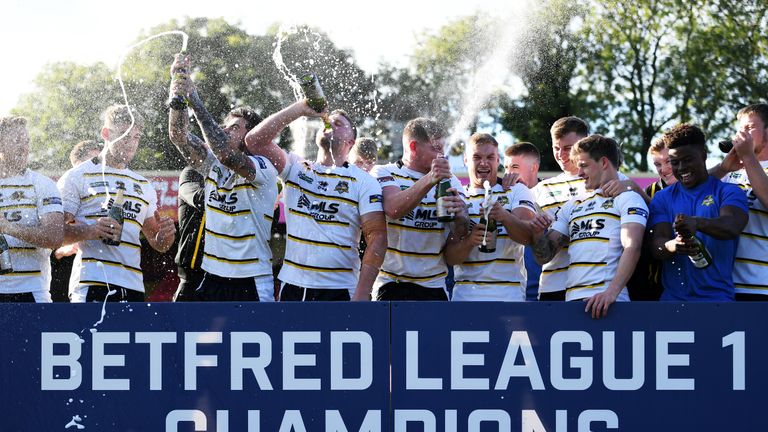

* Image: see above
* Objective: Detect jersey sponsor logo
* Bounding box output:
[298,172,314,184]
[208,190,239,212]
[256,157,267,170]
[601,199,614,209]
[89,181,109,189]
[3,210,22,222]
[568,186,579,197]
[586,201,596,209]
[10,190,28,201]
[369,194,382,204]
[402,208,439,228]
[627,207,648,218]
[701,194,715,206]
[377,176,394,183]
[133,183,143,195]
[570,218,606,238]
[42,197,62,206]
[318,181,329,191]
[297,193,339,218]
[335,181,349,194]
[547,190,562,197]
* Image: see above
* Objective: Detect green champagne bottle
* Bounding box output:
[103,189,125,246]
[300,73,331,130]
[0,234,13,275]
[435,179,454,222]
[478,216,497,253]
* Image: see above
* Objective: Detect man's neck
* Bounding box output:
[316,147,347,168]
[400,156,428,174]
[471,176,497,189]
[102,153,126,170]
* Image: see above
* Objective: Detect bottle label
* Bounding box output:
[436,197,452,219]
[0,249,13,273]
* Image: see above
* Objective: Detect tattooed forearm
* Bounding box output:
[168,108,208,170]
[532,232,569,265]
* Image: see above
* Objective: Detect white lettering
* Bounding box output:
[331,331,373,390]
[551,331,593,390]
[41,332,82,390]
[495,331,545,390]
[656,331,694,390]
[603,331,644,390]
[578,409,618,431]
[185,332,223,391]
[325,410,381,432]
[231,332,273,391]
[135,332,176,391]
[406,331,443,390]
[93,331,129,390]
[283,332,321,390]
[451,331,489,390]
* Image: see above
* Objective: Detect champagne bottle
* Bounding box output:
[103,189,125,246]
[167,51,189,110]
[300,73,331,130]
[478,216,497,253]
[684,234,712,269]
[0,234,13,275]
[435,179,454,222]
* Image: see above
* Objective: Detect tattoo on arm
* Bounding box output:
[169,108,208,170]
[533,232,569,264]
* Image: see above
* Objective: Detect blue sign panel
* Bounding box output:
[0,302,390,432]
[390,302,763,432]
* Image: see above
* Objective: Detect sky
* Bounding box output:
[0,0,521,116]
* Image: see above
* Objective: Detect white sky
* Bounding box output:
[0,0,521,116]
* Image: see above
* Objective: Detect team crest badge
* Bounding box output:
[133,183,143,194]
[10,190,27,201]
[601,199,614,209]
[335,181,349,194]
[701,195,715,206]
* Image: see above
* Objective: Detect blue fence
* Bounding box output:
[1,302,763,431]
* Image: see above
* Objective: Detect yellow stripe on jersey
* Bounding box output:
[205,204,252,217]
[313,171,357,182]
[462,258,517,266]
[9,247,36,252]
[391,173,419,182]
[540,179,584,188]
[205,178,258,193]
[388,222,443,232]
[81,192,149,206]
[121,241,142,250]
[455,280,520,286]
[190,212,205,270]
[571,212,620,223]
[0,184,33,189]
[284,259,353,273]
[542,266,568,274]
[567,280,607,292]
[82,172,149,184]
[287,234,352,250]
[1,270,42,277]
[82,258,142,274]
[288,208,350,226]
[386,247,441,258]
[741,231,768,241]
[541,201,566,211]
[0,204,35,211]
[264,214,274,222]
[380,269,447,281]
[125,219,142,228]
[205,228,256,241]
[569,261,607,268]
[570,236,610,245]
[204,252,260,265]
[734,283,768,292]
[749,208,768,217]
[735,257,768,266]
[285,181,358,205]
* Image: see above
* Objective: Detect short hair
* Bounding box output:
[505,142,541,163]
[737,103,768,127]
[648,136,666,155]
[70,140,103,166]
[103,104,143,132]
[467,133,498,149]
[0,116,27,138]
[403,117,446,145]
[659,123,706,151]
[227,106,263,132]
[571,134,622,169]
[550,116,589,140]
[331,109,357,140]
[352,137,378,163]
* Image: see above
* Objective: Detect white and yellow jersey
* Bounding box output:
[550,189,648,301]
[722,162,768,296]
[452,181,536,302]
[279,152,383,292]
[58,159,157,295]
[370,161,465,292]
[0,169,62,298]
[533,171,628,295]
[201,153,278,279]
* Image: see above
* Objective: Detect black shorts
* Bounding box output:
[196,273,260,302]
[279,283,350,302]
[539,290,566,301]
[0,292,36,303]
[375,282,448,301]
[174,270,205,302]
[735,293,768,301]
[83,285,145,303]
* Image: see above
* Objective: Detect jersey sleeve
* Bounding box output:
[508,183,537,213]
[550,199,573,236]
[36,175,63,216]
[619,192,649,227]
[279,151,302,182]
[357,172,384,215]
[648,189,672,227]
[248,155,279,186]
[370,164,397,189]
[56,167,82,216]
[719,182,749,213]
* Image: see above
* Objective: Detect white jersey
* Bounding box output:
[452,181,536,302]
[0,169,62,299]
[533,171,628,294]
[550,189,648,301]
[201,153,278,278]
[722,162,768,296]
[279,152,383,292]
[58,159,157,295]
[370,161,465,292]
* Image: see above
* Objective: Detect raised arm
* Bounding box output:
[167,56,210,172]
[380,157,452,220]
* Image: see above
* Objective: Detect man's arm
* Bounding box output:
[490,204,543,246]
[168,104,210,172]
[141,210,176,253]
[603,179,651,204]
[732,129,768,208]
[351,212,387,301]
[380,157,452,220]
[62,212,120,245]
[675,206,747,240]
[532,229,570,265]
[650,222,677,260]
[245,101,322,175]
[585,222,644,319]
[0,212,63,250]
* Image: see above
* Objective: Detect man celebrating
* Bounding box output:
[58,105,176,302]
[0,117,63,302]
[650,124,748,301]
[533,135,647,318]
[245,100,387,301]
[370,118,468,301]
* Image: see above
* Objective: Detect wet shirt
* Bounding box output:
[58,159,157,293]
[279,152,383,292]
[551,189,648,301]
[0,169,62,295]
[722,162,768,296]
[201,153,278,278]
[533,171,628,295]
[370,161,465,292]
[648,176,748,301]
[452,181,536,301]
